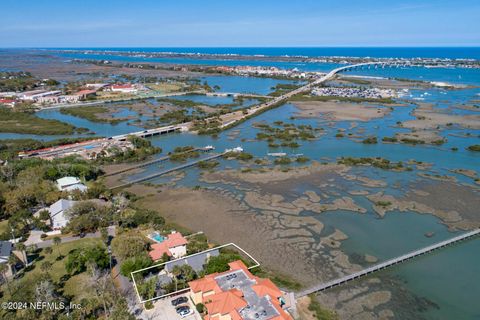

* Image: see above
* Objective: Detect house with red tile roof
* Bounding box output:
[188,260,293,320]
[148,232,188,261]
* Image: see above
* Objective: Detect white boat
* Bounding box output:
[267,152,287,157]
[225,146,244,153]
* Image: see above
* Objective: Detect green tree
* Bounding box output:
[111,232,149,260]
[204,253,243,274]
[16,242,28,265]
[52,236,61,255]
[65,245,109,274]
[120,254,152,277]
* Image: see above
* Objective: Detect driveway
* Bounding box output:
[141,295,201,320]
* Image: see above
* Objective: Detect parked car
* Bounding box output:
[171,296,189,306]
[176,306,192,317]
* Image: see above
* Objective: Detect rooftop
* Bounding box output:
[189,260,292,320]
[0,241,12,259]
[148,232,188,261]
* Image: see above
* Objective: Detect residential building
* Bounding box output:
[47,199,77,229]
[56,176,88,192]
[188,260,293,320]
[0,241,13,278]
[149,231,188,261]
[0,241,12,264]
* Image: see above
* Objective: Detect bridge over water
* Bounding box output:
[296,229,480,298]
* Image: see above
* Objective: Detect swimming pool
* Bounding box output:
[151,233,166,243]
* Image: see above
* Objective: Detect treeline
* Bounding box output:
[0,71,59,92]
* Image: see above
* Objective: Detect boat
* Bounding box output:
[267,152,287,157]
[225,146,244,153]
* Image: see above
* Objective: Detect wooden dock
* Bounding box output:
[110,152,224,190]
[103,147,212,177]
[296,229,480,298]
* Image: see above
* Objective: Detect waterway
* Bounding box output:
[3,49,480,319]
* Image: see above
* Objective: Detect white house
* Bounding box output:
[56,177,88,192]
[48,199,77,229]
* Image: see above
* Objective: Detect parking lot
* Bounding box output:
[142,294,202,320]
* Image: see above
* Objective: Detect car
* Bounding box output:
[171,296,189,306]
[176,306,192,317]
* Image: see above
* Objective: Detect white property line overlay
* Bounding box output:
[131,242,261,304]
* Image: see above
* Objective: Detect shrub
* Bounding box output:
[196,303,205,314]
[467,144,480,152]
[362,137,378,144]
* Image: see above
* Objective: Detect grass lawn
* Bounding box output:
[1,238,103,303]
[146,82,183,93]
[63,273,93,301]
[0,220,8,236]
[95,91,136,100]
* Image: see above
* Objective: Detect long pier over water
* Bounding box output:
[103,147,212,177]
[297,229,480,298]
[110,152,224,190]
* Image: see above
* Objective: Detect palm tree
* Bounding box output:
[44,247,53,255]
[52,237,61,256]
[15,243,27,266]
[8,255,17,273]
[27,244,38,257]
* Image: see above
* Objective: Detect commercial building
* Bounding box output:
[188,260,293,320]
[74,89,97,100]
[110,84,138,93]
[0,98,16,107]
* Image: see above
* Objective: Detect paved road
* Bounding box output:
[35,231,101,248]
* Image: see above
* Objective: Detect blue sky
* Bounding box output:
[1,0,479,47]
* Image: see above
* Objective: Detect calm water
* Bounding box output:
[4,49,480,319]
